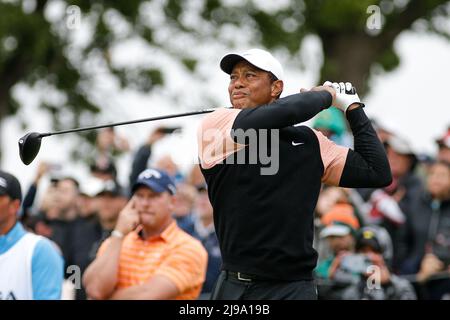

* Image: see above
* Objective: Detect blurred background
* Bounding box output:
[1,0,449,186]
[1,0,450,300]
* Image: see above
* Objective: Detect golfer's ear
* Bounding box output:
[271,80,283,98]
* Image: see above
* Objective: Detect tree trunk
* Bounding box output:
[320,34,383,97]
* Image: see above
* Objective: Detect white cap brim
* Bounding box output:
[220,49,284,81]
[320,225,351,238]
[386,136,415,155]
[80,177,104,197]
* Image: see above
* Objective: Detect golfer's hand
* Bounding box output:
[300,85,337,106]
[115,197,140,235]
[323,81,362,113]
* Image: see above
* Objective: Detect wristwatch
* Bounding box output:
[111,230,124,239]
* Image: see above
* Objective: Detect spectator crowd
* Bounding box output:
[1,119,449,300]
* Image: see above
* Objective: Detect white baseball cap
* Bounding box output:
[220,48,284,81]
[386,135,415,155]
[320,224,352,238]
[80,176,104,197]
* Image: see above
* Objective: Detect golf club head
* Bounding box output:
[18,132,43,165]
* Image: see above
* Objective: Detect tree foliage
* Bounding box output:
[1,0,449,160]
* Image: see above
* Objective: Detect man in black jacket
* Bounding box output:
[197,48,392,300]
[403,161,450,299]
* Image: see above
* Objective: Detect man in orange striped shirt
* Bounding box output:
[83,168,207,300]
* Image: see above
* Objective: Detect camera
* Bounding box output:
[339,254,373,275]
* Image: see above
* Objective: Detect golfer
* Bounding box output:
[197,49,392,300]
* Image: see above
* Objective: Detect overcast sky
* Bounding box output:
[1,29,449,193]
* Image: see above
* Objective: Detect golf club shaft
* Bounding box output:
[40,108,217,137]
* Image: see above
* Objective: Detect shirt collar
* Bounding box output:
[159,220,178,242]
[137,220,178,243]
[0,222,26,254]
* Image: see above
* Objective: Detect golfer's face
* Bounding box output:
[228,61,274,109]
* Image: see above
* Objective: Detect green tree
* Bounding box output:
[166,0,450,93]
[1,0,449,161]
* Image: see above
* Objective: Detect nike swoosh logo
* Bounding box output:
[292,141,305,146]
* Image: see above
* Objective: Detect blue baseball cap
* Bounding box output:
[132,168,176,195]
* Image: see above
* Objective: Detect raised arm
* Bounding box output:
[198,89,334,170]
[315,105,392,188]
[315,82,392,188]
[83,198,140,300]
[82,236,122,300]
[339,106,392,188]
[232,90,333,131]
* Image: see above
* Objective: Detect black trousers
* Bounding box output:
[210,271,318,300]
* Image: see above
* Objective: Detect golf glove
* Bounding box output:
[323,81,363,113]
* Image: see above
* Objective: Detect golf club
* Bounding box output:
[18,108,216,165]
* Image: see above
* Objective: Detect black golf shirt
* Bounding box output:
[197,91,392,280]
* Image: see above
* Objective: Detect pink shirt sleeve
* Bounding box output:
[197,108,246,169]
[312,129,349,186]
